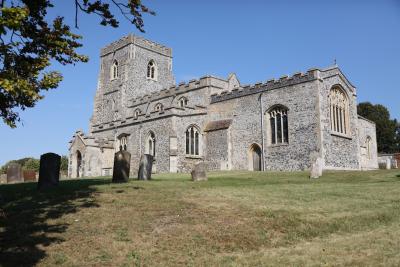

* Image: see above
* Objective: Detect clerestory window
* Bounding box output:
[178,96,188,108]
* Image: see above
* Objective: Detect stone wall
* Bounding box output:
[358,116,379,169]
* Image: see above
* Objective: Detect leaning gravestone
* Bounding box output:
[112,151,131,183]
[191,162,208,181]
[23,170,36,182]
[38,153,61,190]
[310,157,323,179]
[7,163,23,183]
[138,154,153,180]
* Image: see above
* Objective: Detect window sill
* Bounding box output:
[185,155,203,159]
[330,132,352,140]
[146,77,157,82]
[268,143,289,148]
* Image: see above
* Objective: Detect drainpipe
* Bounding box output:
[259,93,266,171]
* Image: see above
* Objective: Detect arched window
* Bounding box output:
[329,86,350,135]
[133,109,141,119]
[111,60,118,80]
[366,136,372,159]
[145,132,156,157]
[178,96,188,108]
[268,106,289,145]
[116,134,128,152]
[186,125,200,156]
[154,103,163,112]
[147,60,157,80]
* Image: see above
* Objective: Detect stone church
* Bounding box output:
[68,34,378,178]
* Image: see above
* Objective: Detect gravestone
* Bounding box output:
[112,151,131,183]
[38,153,61,190]
[191,162,208,181]
[310,157,323,179]
[138,154,153,180]
[386,158,391,170]
[23,170,36,182]
[0,174,7,184]
[7,163,23,183]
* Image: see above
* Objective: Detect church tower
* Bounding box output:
[90,34,174,131]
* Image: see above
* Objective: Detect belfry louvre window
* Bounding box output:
[147,60,156,80]
[186,126,200,156]
[111,60,118,80]
[329,86,349,135]
[269,107,288,145]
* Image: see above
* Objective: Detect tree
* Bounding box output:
[1,0,154,127]
[357,102,398,153]
[23,157,40,171]
[60,155,68,173]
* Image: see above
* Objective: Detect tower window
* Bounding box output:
[111,60,118,80]
[147,60,157,80]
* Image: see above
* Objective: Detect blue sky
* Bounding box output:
[1,0,399,165]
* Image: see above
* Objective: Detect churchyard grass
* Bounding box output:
[1,170,400,266]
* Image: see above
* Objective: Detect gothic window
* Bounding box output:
[145,131,156,157]
[155,103,163,112]
[178,96,188,108]
[133,109,141,119]
[111,60,118,80]
[147,60,157,80]
[116,134,128,152]
[329,86,350,135]
[186,125,200,156]
[269,106,289,145]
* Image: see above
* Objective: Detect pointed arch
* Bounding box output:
[147,60,157,80]
[248,143,262,171]
[145,131,156,157]
[266,105,289,145]
[329,85,350,135]
[185,125,200,156]
[111,60,119,80]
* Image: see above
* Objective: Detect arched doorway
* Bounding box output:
[76,150,82,177]
[249,144,262,171]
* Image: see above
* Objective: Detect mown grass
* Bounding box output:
[1,170,400,266]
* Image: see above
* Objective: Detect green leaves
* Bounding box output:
[0,0,154,127]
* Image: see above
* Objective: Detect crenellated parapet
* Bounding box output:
[210,68,319,103]
[100,34,172,57]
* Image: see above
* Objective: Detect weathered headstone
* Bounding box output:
[310,157,323,179]
[112,151,131,183]
[7,163,23,183]
[138,154,153,180]
[386,158,391,170]
[38,153,61,190]
[23,170,36,182]
[191,162,208,181]
[0,174,7,184]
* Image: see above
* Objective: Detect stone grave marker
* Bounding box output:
[112,151,131,183]
[0,174,7,184]
[7,163,23,183]
[138,154,153,180]
[23,170,36,182]
[191,162,208,181]
[38,153,61,190]
[310,157,323,179]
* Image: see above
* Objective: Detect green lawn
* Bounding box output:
[1,170,400,266]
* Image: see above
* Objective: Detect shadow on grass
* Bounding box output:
[0,178,109,267]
